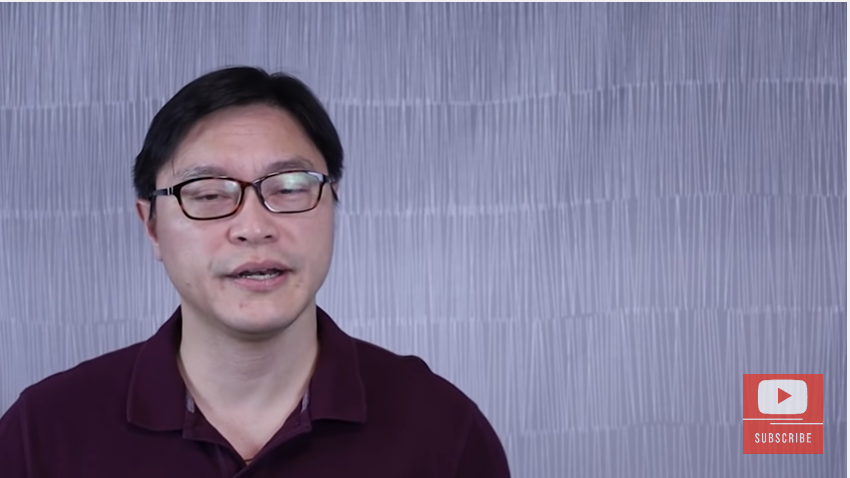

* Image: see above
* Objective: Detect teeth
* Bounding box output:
[238,269,283,279]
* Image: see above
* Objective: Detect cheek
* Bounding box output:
[300,214,335,271]
[157,222,217,282]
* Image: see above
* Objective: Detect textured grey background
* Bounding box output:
[0,3,845,477]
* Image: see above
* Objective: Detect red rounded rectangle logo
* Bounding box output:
[743,374,823,454]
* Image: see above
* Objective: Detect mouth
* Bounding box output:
[227,268,288,280]
[225,261,292,289]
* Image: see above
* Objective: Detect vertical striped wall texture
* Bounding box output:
[0,3,845,477]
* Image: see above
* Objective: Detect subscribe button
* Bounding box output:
[743,374,823,454]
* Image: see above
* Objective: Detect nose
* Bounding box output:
[227,187,278,245]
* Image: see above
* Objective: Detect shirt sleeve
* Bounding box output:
[0,395,33,477]
[452,407,511,478]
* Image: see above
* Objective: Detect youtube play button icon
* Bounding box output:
[758,379,807,415]
[744,374,822,454]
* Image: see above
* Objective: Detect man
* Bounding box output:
[0,67,511,477]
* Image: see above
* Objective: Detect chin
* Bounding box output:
[221,315,296,337]
[219,301,306,335]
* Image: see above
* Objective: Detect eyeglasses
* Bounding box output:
[149,170,334,220]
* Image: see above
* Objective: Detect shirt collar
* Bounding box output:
[126,306,366,431]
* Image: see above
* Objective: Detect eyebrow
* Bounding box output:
[173,157,318,181]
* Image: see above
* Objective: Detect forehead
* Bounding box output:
[163,104,326,182]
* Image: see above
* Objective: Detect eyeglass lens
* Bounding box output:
[180,171,322,218]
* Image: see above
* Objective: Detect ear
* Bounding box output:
[136,199,163,262]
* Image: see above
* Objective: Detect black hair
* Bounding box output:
[132,66,343,205]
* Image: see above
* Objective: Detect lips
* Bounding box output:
[225,260,291,292]
[227,260,291,279]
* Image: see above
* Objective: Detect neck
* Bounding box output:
[177,306,319,415]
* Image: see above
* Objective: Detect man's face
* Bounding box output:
[136,104,337,337]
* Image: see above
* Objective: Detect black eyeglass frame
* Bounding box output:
[148,170,336,220]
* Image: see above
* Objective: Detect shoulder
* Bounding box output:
[350,338,510,475]
[14,341,144,416]
[353,337,475,415]
[351,338,491,442]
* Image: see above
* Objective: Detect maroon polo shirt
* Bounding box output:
[0,307,510,477]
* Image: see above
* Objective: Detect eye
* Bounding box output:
[267,173,316,195]
[194,192,227,201]
[277,185,309,194]
[181,178,241,200]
